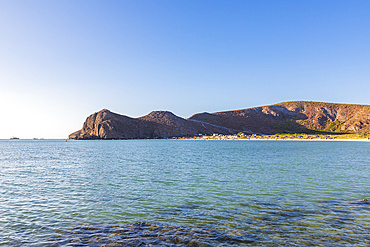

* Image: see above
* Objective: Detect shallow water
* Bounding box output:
[1,139,370,246]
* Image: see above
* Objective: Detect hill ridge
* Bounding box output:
[69,101,370,139]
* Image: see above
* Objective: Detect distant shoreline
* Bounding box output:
[3,138,369,142]
[170,133,370,142]
[173,138,370,142]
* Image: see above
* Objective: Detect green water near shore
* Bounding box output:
[1,140,370,246]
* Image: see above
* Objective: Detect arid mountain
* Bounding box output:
[69,101,370,139]
[194,101,370,134]
[71,109,233,140]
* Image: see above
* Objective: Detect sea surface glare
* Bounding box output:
[1,139,370,246]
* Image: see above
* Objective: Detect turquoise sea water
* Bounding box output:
[1,139,370,246]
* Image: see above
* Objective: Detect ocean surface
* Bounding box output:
[1,139,370,246]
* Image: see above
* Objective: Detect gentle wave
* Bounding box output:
[1,140,370,246]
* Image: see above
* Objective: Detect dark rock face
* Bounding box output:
[68,130,81,139]
[69,102,370,139]
[70,109,233,140]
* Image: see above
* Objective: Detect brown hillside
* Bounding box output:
[69,101,370,139]
[191,101,370,134]
[71,109,234,139]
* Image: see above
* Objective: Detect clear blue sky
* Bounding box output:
[1,0,369,138]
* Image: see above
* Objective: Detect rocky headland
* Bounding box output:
[69,101,370,140]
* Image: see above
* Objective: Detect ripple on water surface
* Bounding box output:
[51,222,256,246]
[1,140,370,246]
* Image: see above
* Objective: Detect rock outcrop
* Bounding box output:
[69,102,370,139]
[69,109,233,140]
